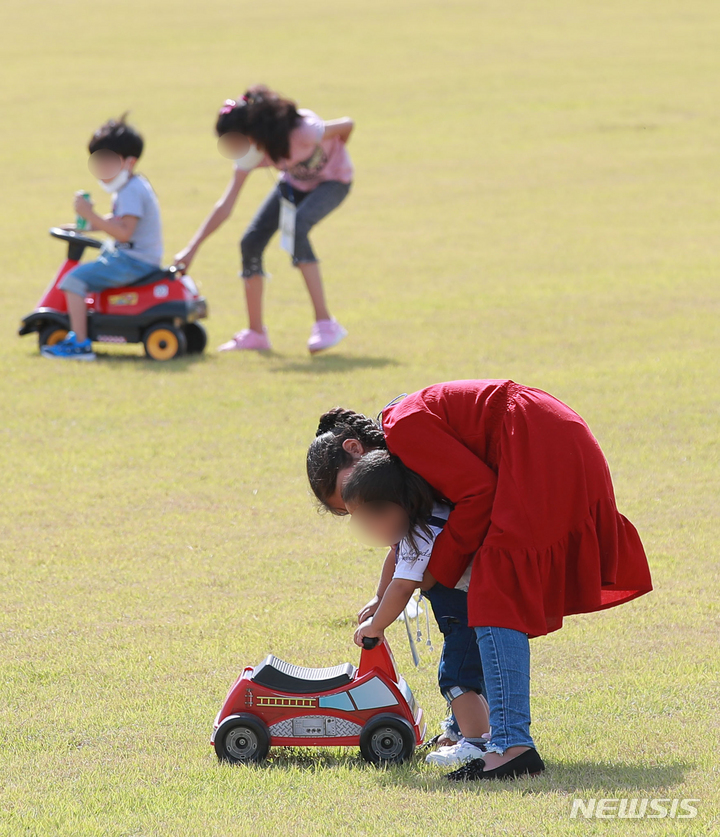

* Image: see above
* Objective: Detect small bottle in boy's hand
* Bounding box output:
[75,191,91,230]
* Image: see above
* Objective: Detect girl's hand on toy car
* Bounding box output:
[357,596,380,624]
[73,192,95,220]
[174,246,197,271]
[354,618,384,648]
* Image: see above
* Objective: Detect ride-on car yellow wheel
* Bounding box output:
[38,325,68,349]
[142,323,187,361]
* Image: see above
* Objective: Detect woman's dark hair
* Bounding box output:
[307,408,386,513]
[215,84,300,163]
[341,450,436,556]
[88,113,143,159]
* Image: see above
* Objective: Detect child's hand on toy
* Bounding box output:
[354,618,384,648]
[357,596,380,624]
[174,246,197,271]
[73,191,95,220]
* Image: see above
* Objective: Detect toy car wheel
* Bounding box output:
[359,714,415,765]
[183,322,207,354]
[142,323,187,361]
[39,324,68,349]
[214,714,270,765]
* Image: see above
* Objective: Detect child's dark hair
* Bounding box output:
[307,408,387,512]
[341,450,436,556]
[88,113,143,159]
[215,84,300,163]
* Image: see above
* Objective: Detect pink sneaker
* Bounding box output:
[218,328,271,352]
[307,318,348,354]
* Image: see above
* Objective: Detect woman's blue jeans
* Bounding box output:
[475,626,535,755]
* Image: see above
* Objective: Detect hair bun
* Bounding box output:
[316,407,346,436]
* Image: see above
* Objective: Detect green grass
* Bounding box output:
[1,0,719,834]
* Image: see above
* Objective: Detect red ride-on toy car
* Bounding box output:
[18,228,208,360]
[212,637,426,766]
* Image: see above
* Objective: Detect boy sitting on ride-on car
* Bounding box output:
[43,115,163,361]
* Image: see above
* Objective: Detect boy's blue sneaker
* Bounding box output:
[41,332,96,361]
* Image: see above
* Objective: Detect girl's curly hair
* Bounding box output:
[215,84,300,162]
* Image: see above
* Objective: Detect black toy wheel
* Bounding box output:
[142,322,187,361]
[214,715,270,764]
[38,324,69,349]
[183,322,207,354]
[359,714,415,765]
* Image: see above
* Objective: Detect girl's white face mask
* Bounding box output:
[217,129,264,171]
[233,143,264,171]
[98,168,130,194]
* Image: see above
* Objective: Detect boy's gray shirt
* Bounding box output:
[112,174,163,266]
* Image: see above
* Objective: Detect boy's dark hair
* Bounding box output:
[88,113,143,159]
[216,84,300,163]
[341,450,436,556]
[307,408,387,513]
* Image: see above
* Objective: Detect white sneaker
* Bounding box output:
[425,738,486,767]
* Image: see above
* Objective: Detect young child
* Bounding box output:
[344,450,491,767]
[43,115,163,360]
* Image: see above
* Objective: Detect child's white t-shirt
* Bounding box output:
[393,502,473,592]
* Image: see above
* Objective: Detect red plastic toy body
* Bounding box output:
[212,638,425,765]
[18,228,208,360]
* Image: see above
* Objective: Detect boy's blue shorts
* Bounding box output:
[422,582,486,703]
[59,245,158,296]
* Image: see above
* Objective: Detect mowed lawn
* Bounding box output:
[1,0,718,835]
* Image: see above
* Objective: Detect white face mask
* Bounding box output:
[234,143,264,171]
[98,168,130,194]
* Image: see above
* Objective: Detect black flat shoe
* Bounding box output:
[446,748,545,781]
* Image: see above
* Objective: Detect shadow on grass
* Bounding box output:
[91,352,213,371]
[520,760,693,795]
[266,352,401,375]
[245,749,691,794]
[53,350,399,374]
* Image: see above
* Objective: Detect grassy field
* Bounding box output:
[1,0,719,834]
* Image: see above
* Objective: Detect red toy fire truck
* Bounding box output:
[212,637,425,765]
[18,228,207,360]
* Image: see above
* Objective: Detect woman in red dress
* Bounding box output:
[307,379,653,781]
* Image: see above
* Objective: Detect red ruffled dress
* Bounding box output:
[382,380,652,638]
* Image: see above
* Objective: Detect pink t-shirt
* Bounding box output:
[237,109,354,192]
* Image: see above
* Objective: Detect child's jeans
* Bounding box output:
[59,244,158,296]
[475,626,536,755]
[422,583,486,707]
[240,180,351,276]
